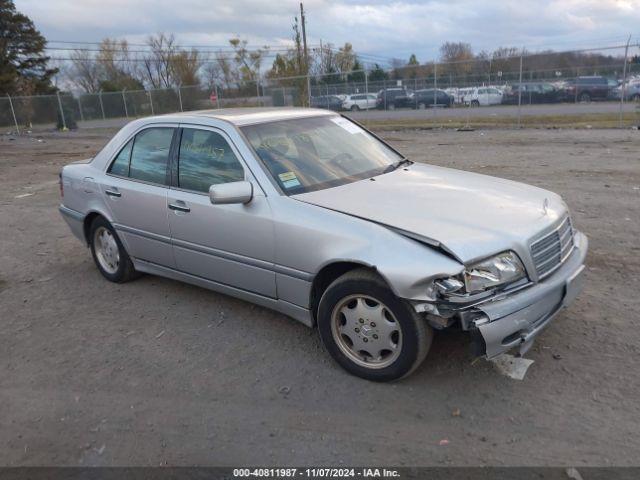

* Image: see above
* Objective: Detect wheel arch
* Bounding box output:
[82,210,113,245]
[309,261,380,323]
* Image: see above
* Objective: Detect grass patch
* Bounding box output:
[361,112,640,131]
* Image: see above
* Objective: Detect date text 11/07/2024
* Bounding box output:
[232,468,401,478]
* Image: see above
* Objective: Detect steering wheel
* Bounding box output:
[328,152,354,168]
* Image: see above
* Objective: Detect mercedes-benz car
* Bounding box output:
[59,108,587,381]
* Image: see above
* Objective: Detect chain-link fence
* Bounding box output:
[2,43,640,132]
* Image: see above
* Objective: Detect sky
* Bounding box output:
[14,0,640,65]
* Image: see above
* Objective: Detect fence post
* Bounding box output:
[56,91,67,130]
[256,78,261,107]
[98,90,105,120]
[7,94,20,135]
[619,35,632,128]
[122,89,128,118]
[433,62,438,107]
[77,96,84,122]
[282,86,286,106]
[214,85,220,109]
[517,50,523,128]
[148,90,154,115]
[306,74,311,107]
[383,78,387,110]
[177,85,183,112]
[364,70,369,95]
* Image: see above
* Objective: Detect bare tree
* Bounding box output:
[229,37,269,87]
[439,41,474,79]
[171,48,201,86]
[142,33,178,89]
[335,42,356,77]
[69,49,101,92]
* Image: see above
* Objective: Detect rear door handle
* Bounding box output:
[168,203,190,213]
[105,189,121,198]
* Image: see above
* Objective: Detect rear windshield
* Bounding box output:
[241,116,403,194]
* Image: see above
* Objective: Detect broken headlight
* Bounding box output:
[464,251,526,294]
[435,251,526,296]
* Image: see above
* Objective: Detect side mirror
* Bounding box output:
[209,181,254,205]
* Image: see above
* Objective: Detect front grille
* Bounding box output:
[530,216,575,279]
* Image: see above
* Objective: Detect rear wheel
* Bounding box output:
[317,268,432,381]
[350,105,360,111]
[388,103,395,110]
[418,102,427,110]
[89,216,138,283]
[471,100,480,107]
[579,92,591,102]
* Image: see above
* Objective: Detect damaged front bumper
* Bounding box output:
[444,231,588,358]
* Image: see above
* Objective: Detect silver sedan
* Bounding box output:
[59,108,587,381]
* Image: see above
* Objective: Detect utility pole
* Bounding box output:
[300,2,311,107]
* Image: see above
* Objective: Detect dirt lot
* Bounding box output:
[1,126,639,467]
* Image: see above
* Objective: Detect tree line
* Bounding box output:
[0,0,635,98]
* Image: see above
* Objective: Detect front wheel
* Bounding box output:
[317,269,432,381]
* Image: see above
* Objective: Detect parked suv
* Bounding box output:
[502,82,562,105]
[376,88,412,110]
[310,95,344,110]
[411,89,453,108]
[463,87,503,106]
[613,78,640,102]
[342,93,377,111]
[564,76,612,102]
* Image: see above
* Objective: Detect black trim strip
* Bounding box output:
[113,223,313,282]
[59,205,84,221]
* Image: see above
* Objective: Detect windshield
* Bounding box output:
[241,115,403,194]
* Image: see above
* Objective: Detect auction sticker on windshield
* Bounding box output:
[278,171,301,189]
[330,117,362,134]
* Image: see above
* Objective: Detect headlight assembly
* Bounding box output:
[435,251,527,297]
[464,251,526,294]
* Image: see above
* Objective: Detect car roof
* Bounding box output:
[146,107,335,127]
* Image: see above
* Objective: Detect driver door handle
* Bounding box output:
[168,203,190,213]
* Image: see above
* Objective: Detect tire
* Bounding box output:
[631,94,640,103]
[579,92,591,103]
[89,216,138,283]
[317,268,432,382]
[471,100,480,107]
[388,103,395,110]
[418,102,426,110]
[350,105,360,111]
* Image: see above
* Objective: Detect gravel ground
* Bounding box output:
[1,126,639,467]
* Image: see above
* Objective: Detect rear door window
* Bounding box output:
[129,128,174,184]
[109,139,133,177]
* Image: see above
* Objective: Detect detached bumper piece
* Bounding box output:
[470,231,588,358]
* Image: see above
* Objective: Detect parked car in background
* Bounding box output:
[376,87,413,109]
[342,93,377,111]
[563,76,612,102]
[410,89,453,108]
[58,108,587,381]
[463,87,503,106]
[310,95,344,110]
[502,82,562,105]
[613,78,640,102]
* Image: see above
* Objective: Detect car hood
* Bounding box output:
[292,163,567,263]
